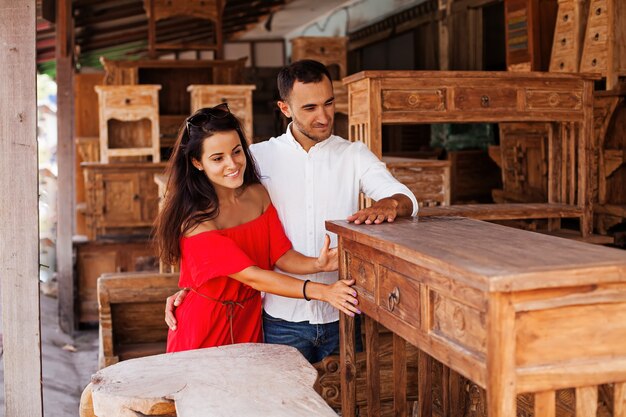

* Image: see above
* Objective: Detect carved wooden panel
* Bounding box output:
[82,162,166,240]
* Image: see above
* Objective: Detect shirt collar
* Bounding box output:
[285,122,336,152]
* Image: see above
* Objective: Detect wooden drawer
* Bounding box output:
[377,266,421,328]
[525,89,582,110]
[431,290,487,356]
[98,86,160,110]
[453,87,517,111]
[382,89,446,112]
[345,249,376,303]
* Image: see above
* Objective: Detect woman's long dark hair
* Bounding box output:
[154,105,261,266]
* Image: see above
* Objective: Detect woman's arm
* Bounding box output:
[230,266,359,317]
[274,234,338,274]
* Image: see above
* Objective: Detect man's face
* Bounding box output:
[278,76,335,145]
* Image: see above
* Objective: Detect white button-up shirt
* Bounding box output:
[250,124,418,324]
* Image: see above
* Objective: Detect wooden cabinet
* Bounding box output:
[328,217,626,417]
[344,71,595,236]
[579,0,626,89]
[382,157,450,207]
[290,37,348,79]
[498,123,549,203]
[82,162,166,240]
[95,85,161,162]
[75,239,158,324]
[187,84,256,140]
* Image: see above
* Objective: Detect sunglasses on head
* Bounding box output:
[186,102,231,133]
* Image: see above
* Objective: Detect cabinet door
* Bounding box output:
[500,123,548,202]
[102,172,142,226]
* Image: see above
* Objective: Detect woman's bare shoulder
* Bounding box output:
[246,183,271,211]
[184,219,218,238]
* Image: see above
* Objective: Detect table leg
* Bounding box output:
[340,311,356,417]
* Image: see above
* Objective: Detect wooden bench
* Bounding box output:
[97,272,179,369]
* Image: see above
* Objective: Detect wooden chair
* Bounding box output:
[97,272,179,369]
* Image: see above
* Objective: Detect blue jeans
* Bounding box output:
[262,311,363,364]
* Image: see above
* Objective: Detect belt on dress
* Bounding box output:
[190,288,258,345]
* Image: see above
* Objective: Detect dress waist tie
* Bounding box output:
[190,288,257,344]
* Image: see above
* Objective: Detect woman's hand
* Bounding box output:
[320,279,360,317]
[315,234,338,272]
[165,288,189,330]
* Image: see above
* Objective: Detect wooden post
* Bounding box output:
[0,0,44,415]
[56,0,76,333]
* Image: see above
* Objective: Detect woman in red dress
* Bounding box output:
[154,103,359,352]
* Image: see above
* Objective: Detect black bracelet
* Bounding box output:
[302,279,311,301]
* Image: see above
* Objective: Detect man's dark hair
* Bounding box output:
[277,59,332,102]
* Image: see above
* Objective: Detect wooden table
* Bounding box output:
[343,71,596,236]
[327,217,626,417]
[87,343,336,417]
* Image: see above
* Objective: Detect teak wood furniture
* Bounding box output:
[344,71,596,236]
[290,36,348,79]
[81,162,166,240]
[75,238,157,324]
[97,272,179,369]
[82,344,337,417]
[187,84,256,140]
[94,85,161,163]
[327,217,626,417]
[382,157,451,207]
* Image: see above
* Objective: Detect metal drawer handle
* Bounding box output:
[481,95,490,107]
[388,287,400,312]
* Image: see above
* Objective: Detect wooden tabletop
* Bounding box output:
[90,343,336,417]
[326,217,626,292]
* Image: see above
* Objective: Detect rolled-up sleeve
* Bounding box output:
[356,142,419,216]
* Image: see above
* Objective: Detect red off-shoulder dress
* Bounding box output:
[166,204,292,352]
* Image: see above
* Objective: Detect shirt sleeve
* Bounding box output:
[265,204,293,266]
[355,141,419,216]
[181,233,256,288]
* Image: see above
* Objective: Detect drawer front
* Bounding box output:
[382,89,446,112]
[454,87,517,111]
[378,266,421,327]
[431,290,487,355]
[345,252,376,302]
[103,90,157,109]
[525,90,582,111]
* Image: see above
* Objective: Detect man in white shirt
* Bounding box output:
[166,60,418,363]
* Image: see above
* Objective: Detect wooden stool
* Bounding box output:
[83,343,336,417]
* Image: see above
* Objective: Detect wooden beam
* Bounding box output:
[0,0,44,415]
[56,0,76,334]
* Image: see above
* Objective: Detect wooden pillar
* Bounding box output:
[56,0,76,333]
[0,0,44,415]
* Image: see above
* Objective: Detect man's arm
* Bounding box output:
[347,193,413,224]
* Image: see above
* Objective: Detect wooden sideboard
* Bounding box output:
[82,162,166,240]
[343,71,596,236]
[327,217,626,417]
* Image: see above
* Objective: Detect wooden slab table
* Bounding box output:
[86,343,336,417]
[327,217,626,417]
